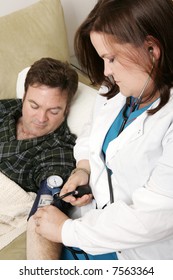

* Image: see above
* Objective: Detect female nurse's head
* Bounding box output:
[75,0,173,111]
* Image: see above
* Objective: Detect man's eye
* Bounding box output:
[50,109,60,115]
[31,105,38,109]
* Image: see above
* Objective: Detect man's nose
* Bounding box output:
[37,110,48,122]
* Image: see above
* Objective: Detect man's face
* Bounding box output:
[22,84,68,137]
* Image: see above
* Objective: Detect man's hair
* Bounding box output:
[24,57,78,110]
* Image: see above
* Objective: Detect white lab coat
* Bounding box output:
[62,86,173,259]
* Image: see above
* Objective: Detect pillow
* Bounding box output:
[0,0,69,100]
[67,82,97,136]
[16,67,98,137]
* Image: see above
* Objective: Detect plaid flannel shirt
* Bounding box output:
[0,99,76,192]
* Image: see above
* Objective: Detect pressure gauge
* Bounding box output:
[47,175,63,196]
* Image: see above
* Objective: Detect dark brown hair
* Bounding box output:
[24,57,78,111]
[74,0,173,113]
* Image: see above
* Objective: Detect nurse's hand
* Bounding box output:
[34,205,68,243]
[60,169,93,206]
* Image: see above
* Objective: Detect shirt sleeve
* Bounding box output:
[62,185,173,255]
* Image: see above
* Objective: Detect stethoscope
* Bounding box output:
[117,96,140,136]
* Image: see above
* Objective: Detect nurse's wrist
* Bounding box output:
[71,167,90,176]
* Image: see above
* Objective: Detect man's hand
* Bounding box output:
[33,205,69,243]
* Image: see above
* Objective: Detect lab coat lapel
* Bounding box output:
[108,112,146,151]
[90,93,126,153]
[106,97,161,163]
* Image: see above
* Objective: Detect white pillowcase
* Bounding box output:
[16,67,97,136]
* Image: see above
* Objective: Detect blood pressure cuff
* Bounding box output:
[28,179,72,219]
